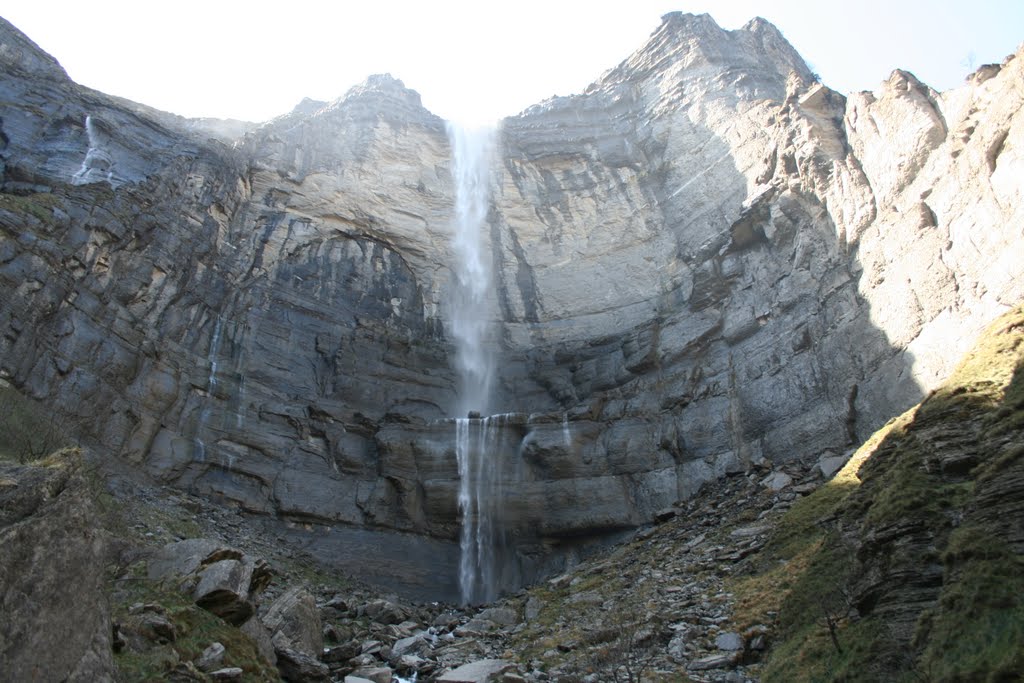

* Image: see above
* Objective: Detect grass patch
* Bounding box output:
[0,382,74,463]
[111,571,278,682]
[0,191,61,225]
[915,529,1024,681]
[730,305,1024,682]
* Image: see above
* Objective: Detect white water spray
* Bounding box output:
[72,115,114,185]
[448,124,497,418]
[207,316,224,394]
[447,123,501,604]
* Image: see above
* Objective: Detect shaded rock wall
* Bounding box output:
[1,13,1022,594]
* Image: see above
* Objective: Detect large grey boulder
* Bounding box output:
[262,586,323,657]
[148,538,272,625]
[193,559,257,625]
[437,659,515,682]
[0,452,115,682]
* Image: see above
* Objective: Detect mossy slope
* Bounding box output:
[733,304,1024,682]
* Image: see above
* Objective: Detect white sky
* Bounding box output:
[3,1,1023,125]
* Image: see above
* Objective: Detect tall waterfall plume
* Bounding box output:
[448,123,497,417]
[447,123,502,604]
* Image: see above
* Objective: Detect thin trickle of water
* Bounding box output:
[194,315,224,464]
[207,316,224,394]
[562,413,573,450]
[235,375,247,429]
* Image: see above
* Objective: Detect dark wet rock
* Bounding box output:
[323,640,362,662]
[275,646,330,682]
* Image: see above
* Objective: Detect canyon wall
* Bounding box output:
[1,14,1021,597]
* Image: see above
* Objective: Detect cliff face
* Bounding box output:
[1,13,1022,597]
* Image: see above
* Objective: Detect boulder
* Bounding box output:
[240,616,276,665]
[0,453,115,682]
[391,633,427,658]
[817,452,850,479]
[148,538,271,625]
[193,559,255,625]
[323,640,362,662]
[349,666,393,683]
[118,609,178,651]
[476,606,518,626]
[715,632,744,651]
[438,659,515,682]
[275,647,330,682]
[148,538,228,582]
[687,653,736,671]
[761,471,793,491]
[196,642,226,672]
[360,599,408,625]
[263,586,323,657]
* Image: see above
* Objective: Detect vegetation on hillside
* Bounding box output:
[0,381,74,463]
[732,304,1024,681]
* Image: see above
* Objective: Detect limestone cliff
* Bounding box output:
[0,13,1022,597]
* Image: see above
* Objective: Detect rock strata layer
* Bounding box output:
[0,13,1022,596]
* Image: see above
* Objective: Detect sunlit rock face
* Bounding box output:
[1,13,1022,598]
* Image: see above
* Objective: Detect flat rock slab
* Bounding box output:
[438,659,515,682]
[687,653,736,671]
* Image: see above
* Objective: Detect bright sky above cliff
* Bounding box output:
[3,1,1023,125]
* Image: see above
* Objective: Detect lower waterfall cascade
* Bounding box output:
[446,122,508,604]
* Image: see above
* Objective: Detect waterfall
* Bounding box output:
[207,315,224,394]
[447,123,500,604]
[448,124,497,417]
[194,315,224,464]
[72,115,114,185]
[455,414,512,605]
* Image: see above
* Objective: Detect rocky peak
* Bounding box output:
[594,11,811,101]
[241,72,442,179]
[0,16,68,81]
[341,73,424,109]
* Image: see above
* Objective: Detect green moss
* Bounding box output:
[911,529,1024,681]
[0,383,74,463]
[111,579,278,682]
[0,192,61,225]
[731,305,1024,682]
